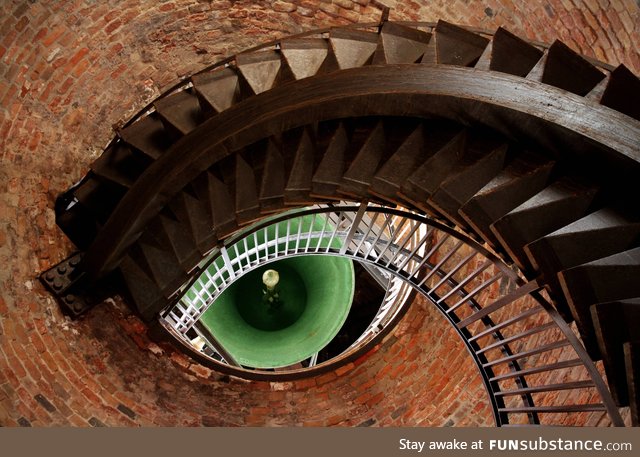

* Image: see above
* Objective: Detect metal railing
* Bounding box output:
[159,203,624,426]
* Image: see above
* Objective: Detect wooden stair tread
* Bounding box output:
[340,121,386,197]
[154,89,202,137]
[435,20,490,67]
[134,236,187,297]
[236,50,284,95]
[559,247,640,357]
[428,142,508,227]
[600,64,640,121]
[401,129,467,204]
[234,154,261,224]
[118,254,166,321]
[525,208,640,319]
[280,38,330,80]
[370,123,427,198]
[259,139,286,211]
[489,27,543,77]
[591,298,640,406]
[118,114,170,160]
[285,127,317,204]
[90,142,149,189]
[311,123,349,198]
[490,178,598,271]
[379,22,432,64]
[168,190,217,253]
[541,40,606,96]
[192,67,240,115]
[329,28,378,70]
[459,152,555,247]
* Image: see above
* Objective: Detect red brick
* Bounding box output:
[40,25,65,46]
[14,16,29,33]
[159,3,176,12]
[290,376,316,390]
[105,19,122,35]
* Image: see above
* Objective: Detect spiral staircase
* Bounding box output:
[41,19,640,426]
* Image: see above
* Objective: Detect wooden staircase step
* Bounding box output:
[490,178,598,271]
[154,88,202,137]
[73,174,126,225]
[155,212,201,272]
[599,64,640,121]
[540,40,606,96]
[488,27,543,77]
[118,254,166,321]
[525,208,640,319]
[234,154,261,225]
[370,123,427,199]
[428,142,508,228]
[401,129,467,204]
[329,28,379,69]
[55,184,100,250]
[285,127,317,204]
[312,123,349,198]
[559,247,640,357]
[195,171,237,238]
[458,152,555,248]
[379,22,432,64]
[434,20,490,67]
[168,189,217,254]
[118,113,171,160]
[90,142,150,189]
[280,38,330,80]
[236,50,285,95]
[340,121,386,197]
[133,236,188,297]
[591,298,640,406]
[259,138,286,212]
[191,67,240,115]
[624,341,640,426]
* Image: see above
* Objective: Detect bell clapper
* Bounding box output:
[262,269,281,311]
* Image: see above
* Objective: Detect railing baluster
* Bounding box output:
[315,211,330,253]
[470,307,541,342]
[457,280,542,328]
[295,215,303,253]
[375,217,407,263]
[446,272,502,314]
[325,210,342,253]
[354,211,380,255]
[495,380,595,397]
[483,340,571,368]
[429,247,475,291]
[397,225,433,274]
[340,203,367,255]
[362,211,393,259]
[416,238,462,287]
[476,321,556,355]
[384,221,421,268]
[489,359,584,382]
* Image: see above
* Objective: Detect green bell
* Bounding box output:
[200,256,355,368]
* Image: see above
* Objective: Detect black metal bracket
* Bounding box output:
[39,252,102,317]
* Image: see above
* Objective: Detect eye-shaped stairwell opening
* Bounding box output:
[41,20,640,427]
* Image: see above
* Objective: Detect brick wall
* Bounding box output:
[1,0,637,426]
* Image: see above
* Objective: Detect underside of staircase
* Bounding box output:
[43,20,640,426]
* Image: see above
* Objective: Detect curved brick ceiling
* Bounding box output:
[0,0,638,426]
